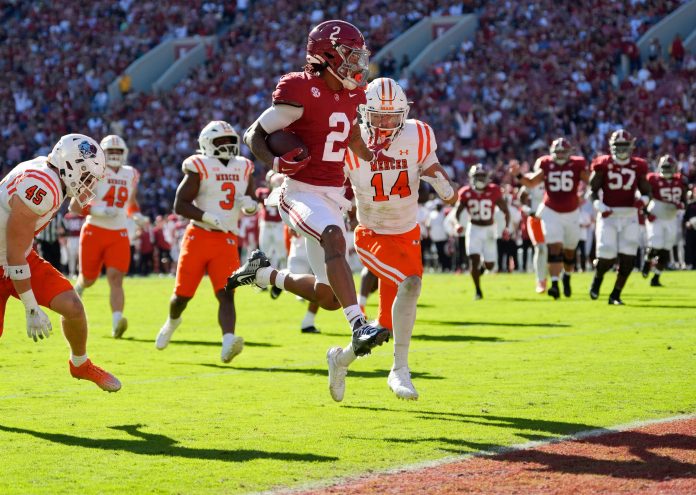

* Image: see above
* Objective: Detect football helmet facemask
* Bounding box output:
[469,163,489,191]
[49,134,106,208]
[550,137,572,165]
[609,129,635,165]
[198,121,240,160]
[100,134,128,168]
[360,77,410,143]
[658,154,678,179]
[306,20,370,90]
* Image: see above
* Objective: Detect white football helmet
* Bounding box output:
[48,134,105,208]
[609,129,635,165]
[360,77,410,143]
[100,134,128,168]
[198,121,239,160]
[658,154,678,179]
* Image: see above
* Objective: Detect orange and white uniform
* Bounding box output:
[174,154,254,297]
[80,165,139,279]
[526,183,545,246]
[345,119,436,330]
[0,157,73,335]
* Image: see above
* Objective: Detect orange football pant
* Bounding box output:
[0,250,73,337]
[353,224,422,330]
[80,223,130,279]
[174,224,240,297]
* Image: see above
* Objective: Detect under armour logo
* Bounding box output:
[399,150,409,156]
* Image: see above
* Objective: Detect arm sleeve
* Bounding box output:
[258,104,304,134]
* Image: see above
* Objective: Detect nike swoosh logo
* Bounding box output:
[236,274,255,283]
[349,93,357,98]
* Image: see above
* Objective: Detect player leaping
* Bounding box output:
[511,139,589,299]
[589,129,651,305]
[0,134,120,391]
[228,20,393,357]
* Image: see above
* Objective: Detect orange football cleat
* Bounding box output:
[69,359,121,392]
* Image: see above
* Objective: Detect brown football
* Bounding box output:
[266,130,309,161]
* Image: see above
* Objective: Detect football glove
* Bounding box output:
[593,200,613,218]
[369,140,395,166]
[238,196,258,215]
[131,212,148,227]
[273,148,310,175]
[646,213,657,223]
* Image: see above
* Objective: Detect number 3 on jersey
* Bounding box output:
[371,171,411,202]
[219,182,236,210]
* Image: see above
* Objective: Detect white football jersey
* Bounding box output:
[85,165,139,230]
[528,183,544,214]
[0,157,65,264]
[345,119,437,235]
[183,154,254,235]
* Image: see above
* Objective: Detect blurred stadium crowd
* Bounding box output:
[3,0,696,273]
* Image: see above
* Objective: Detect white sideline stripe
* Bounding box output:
[250,412,696,495]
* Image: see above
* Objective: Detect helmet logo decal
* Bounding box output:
[311,87,321,98]
[78,141,97,159]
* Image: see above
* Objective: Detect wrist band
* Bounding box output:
[19,289,38,307]
[7,264,30,280]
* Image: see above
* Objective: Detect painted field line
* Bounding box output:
[251,412,696,495]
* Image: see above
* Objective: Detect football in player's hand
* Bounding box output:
[266,131,309,161]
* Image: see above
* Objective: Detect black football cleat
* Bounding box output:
[547,283,560,300]
[641,260,651,279]
[650,275,663,287]
[562,273,571,297]
[608,295,625,305]
[351,318,390,357]
[301,325,321,334]
[589,276,602,300]
[473,290,483,301]
[226,249,271,290]
[270,286,283,299]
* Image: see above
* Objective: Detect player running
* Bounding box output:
[589,129,651,305]
[511,139,589,299]
[642,154,687,286]
[0,134,120,391]
[256,171,286,298]
[74,135,146,338]
[453,165,510,300]
[156,121,257,362]
[228,20,393,358]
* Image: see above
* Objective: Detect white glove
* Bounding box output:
[19,291,52,342]
[131,212,148,227]
[238,196,258,215]
[202,212,229,232]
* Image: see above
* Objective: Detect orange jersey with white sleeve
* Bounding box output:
[184,154,254,235]
[344,119,437,235]
[85,165,139,230]
[0,157,65,264]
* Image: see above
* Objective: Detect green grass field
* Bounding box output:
[0,271,694,494]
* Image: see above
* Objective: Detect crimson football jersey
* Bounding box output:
[647,173,685,205]
[536,155,587,213]
[458,184,502,226]
[272,71,366,187]
[590,155,648,208]
[255,187,282,222]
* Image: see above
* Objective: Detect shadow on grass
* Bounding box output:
[0,424,337,463]
[194,364,445,380]
[628,304,696,310]
[344,408,696,479]
[418,320,570,329]
[410,334,507,343]
[120,337,277,348]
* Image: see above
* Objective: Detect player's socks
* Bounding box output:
[301,311,316,329]
[255,266,274,288]
[165,316,182,330]
[70,353,88,367]
[74,282,84,297]
[337,343,357,367]
[562,273,571,297]
[344,305,363,329]
[112,311,122,329]
[358,294,367,308]
[392,277,420,370]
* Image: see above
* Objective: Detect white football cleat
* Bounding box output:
[156,318,181,350]
[327,346,347,402]
[221,334,244,363]
[388,367,418,400]
[112,316,128,339]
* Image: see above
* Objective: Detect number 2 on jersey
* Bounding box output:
[103,185,128,207]
[322,112,351,162]
[371,171,411,202]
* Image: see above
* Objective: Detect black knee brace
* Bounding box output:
[563,255,576,266]
[548,253,564,263]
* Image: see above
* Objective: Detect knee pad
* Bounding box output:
[618,255,634,277]
[397,275,422,299]
[548,253,563,263]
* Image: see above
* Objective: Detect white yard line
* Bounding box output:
[251,412,696,495]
